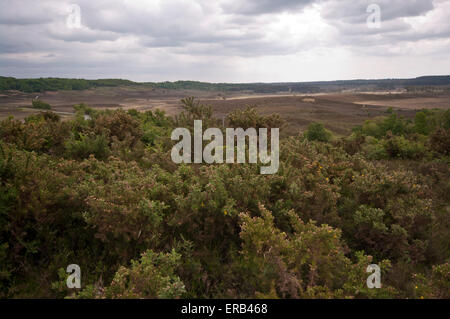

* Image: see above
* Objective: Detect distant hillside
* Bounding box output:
[0,77,137,93]
[1,75,450,93]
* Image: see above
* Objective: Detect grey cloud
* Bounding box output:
[0,0,449,81]
[321,0,434,23]
[0,0,60,25]
[318,0,450,55]
[79,0,206,37]
[76,0,289,55]
[220,0,316,15]
[46,25,120,43]
[0,24,55,53]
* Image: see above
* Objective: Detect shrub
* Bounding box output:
[443,109,450,129]
[0,100,447,299]
[32,99,51,110]
[0,113,69,153]
[383,135,427,159]
[340,133,365,155]
[361,120,382,138]
[93,110,142,144]
[379,113,409,136]
[360,113,409,138]
[105,249,186,298]
[340,162,434,262]
[175,97,219,129]
[304,122,332,142]
[430,128,450,155]
[430,263,450,298]
[362,137,388,160]
[227,107,284,130]
[236,205,396,298]
[413,262,450,299]
[65,133,110,160]
[414,112,430,135]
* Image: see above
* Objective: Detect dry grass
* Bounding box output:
[0,87,448,135]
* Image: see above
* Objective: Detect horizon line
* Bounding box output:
[2,74,450,85]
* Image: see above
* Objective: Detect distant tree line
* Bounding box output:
[0,77,137,93]
[1,75,450,94]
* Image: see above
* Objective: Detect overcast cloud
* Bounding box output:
[1,0,450,82]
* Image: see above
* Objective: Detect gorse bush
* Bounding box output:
[104,249,186,299]
[65,133,110,160]
[236,205,397,298]
[227,107,284,130]
[0,100,448,299]
[0,112,69,154]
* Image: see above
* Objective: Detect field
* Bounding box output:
[1,86,448,136]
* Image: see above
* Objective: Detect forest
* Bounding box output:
[0,98,448,298]
[2,76,450,94]
[0,77,137,93]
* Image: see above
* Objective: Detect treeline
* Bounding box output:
[0,77,137,93]
[149,81,324,93]
[2,75,450,94]
[0,77,322,93]
[0,99,448,299]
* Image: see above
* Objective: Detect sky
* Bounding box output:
[1,0,450,83]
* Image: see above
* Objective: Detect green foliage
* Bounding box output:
[430,263,450,298]
[354,110,450,159]
[0,113,69,154]
[175,97,219,129]
[0,100,448,299]
[3,76,450,93]
[105,249,186,298]
[342,165,435,264]
[414,112,429,135]
[137,109,173,146]
[359,113,409,138]
[362,137,389,160]
[227,107,284,129]
[304,122,333,142]
[383,135,427,159]
[413,262,450,299]
[237,205,396,298]
[64,133,110,160]
[442,109,450,129]
[0,77,137,93]
[32,99,51,110]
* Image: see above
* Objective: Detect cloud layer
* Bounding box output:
[1,0,449,82]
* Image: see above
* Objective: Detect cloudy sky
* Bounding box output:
[1,0,450,82]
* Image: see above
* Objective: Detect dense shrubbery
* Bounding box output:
[227,107,284,130]
[304,122,333,142]
[349,109,450,160]
[0,100,448,298]
[31,100,51,110]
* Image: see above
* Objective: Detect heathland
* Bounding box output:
[0,77,449,298]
